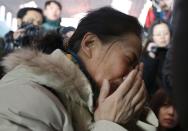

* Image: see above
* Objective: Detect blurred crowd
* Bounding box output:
[0,0,182,131]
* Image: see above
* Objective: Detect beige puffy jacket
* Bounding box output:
[0,49,158,131]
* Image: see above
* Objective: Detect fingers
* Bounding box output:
[134,96,146,114]
[115,63,143,99]
[147,42,158,52]
[123,74,142,103]
[113,63,143,99]
[98,79,110,106]
[138,62,144,77]
[133,81,147,113]
[131,80,146,107]
[114,69,138,97]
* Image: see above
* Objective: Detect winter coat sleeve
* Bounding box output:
[0,79,72,131]
[92,120,128,131]
[91,108,158,131]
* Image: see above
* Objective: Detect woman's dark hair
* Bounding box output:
[45,0,62,10]
[150,88,174,116]
[150,88,181,131]
[67,7,142,53]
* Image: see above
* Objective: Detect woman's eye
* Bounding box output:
[162,103,171,107]
[127,57,136,69]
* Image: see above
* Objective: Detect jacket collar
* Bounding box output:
[2,49,94,112]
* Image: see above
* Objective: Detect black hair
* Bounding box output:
[150,88,174,116]
[17,7,43,19]
[45,0,62,10]
[58,26,76,36]
[150,88,181,131]
[37,31,64,54]
[67,7,142,53]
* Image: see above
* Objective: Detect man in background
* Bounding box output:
[3,7,44,54]
[42,0,62,32]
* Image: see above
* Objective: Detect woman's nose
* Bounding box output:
[167,106,176,114]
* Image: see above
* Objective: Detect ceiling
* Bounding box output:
[0,0,147,18]
[0,0,113,17]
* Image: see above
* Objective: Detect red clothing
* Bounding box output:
[145,8,156,29]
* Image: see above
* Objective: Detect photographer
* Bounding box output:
[3,7,44,55]
[3,24,43,55]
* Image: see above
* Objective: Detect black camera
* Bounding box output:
[15,23,43,48]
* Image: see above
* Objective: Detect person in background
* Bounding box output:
[58,26,76,47]
[0,24,43,78]
[150,88,181,131]
[0,7,158,131]
[3,7,44,55]
[59,26,76,38]
[0,37,5,57]
[3,24,43,55]
[16,7,44,28]
[142,20,171,95]
[145,0,173,31]
[42,0,62,32]
[37,30,64,54]
[36,26,75,55]
[0,37,5,78]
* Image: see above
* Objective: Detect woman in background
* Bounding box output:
[150,88,181,131]
[142,20,171,95]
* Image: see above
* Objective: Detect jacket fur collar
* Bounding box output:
[2,49,94,112]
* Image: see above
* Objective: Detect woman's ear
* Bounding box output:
[80,32,98,58]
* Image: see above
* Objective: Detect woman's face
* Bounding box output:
[158,104,178,129]
[152,23,170,47]
[80,33,141,92]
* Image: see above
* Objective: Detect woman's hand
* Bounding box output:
[94,63,147,125]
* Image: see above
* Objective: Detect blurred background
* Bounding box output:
[0,0,151,36]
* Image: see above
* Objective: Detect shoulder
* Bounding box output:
[136,107,158,131]
[0,79,66,129]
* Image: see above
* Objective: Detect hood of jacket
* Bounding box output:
[2,49,93,112]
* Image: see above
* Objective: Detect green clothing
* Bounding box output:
[42,18,61,31]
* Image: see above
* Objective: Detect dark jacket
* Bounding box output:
[142,47,168,95]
